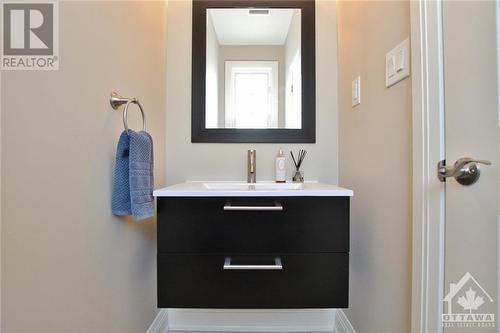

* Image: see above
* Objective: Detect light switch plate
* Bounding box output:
[352,76,361,107]
[386,38,410,87]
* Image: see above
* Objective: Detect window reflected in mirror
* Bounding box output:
[205,8,302,129]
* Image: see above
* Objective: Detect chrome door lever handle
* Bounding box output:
[438,157,492,185]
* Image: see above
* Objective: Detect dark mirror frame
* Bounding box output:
[191,0,315,143]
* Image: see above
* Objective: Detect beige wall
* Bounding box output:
[206,11,219,128]
[284,10,301,129]
[166,0,339,185]
[337,1,412,332]
[0,64,3,331]
[1,1,166,332]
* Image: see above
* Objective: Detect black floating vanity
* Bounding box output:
[154,182,353,309]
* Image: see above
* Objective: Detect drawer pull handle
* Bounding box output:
[223,204,283,211]
[223,257,283,270]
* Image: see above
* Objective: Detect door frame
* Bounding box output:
[410,1,446,332]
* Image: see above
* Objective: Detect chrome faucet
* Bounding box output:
[247,149,256,183]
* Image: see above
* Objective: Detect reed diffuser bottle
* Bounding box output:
[290,149,307,183]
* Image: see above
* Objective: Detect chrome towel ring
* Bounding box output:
[109,92,146,132]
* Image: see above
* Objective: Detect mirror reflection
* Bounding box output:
[205,8,302,129]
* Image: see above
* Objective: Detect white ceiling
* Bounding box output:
[208,8,298,46]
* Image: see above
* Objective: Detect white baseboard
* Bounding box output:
[147,309,169,333]
[147,308,356,333]
[333,310,356,333]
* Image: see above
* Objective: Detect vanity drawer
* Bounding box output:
[157,197,349,253]
[157,253,348,308]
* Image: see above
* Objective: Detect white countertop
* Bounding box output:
[153,181,353,197]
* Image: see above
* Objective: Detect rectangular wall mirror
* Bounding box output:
[192,0,315,143]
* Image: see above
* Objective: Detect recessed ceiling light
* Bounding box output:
[248,9,270,15]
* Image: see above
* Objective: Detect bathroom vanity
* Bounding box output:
[154,182,353,309]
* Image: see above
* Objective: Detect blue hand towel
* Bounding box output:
[112,130,154,221]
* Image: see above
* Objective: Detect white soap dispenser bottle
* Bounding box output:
[275,148,286,183]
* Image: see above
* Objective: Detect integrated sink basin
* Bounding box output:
[203,182,303,191]
[153,181,353,197]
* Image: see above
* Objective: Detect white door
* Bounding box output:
[440,1,499,332]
